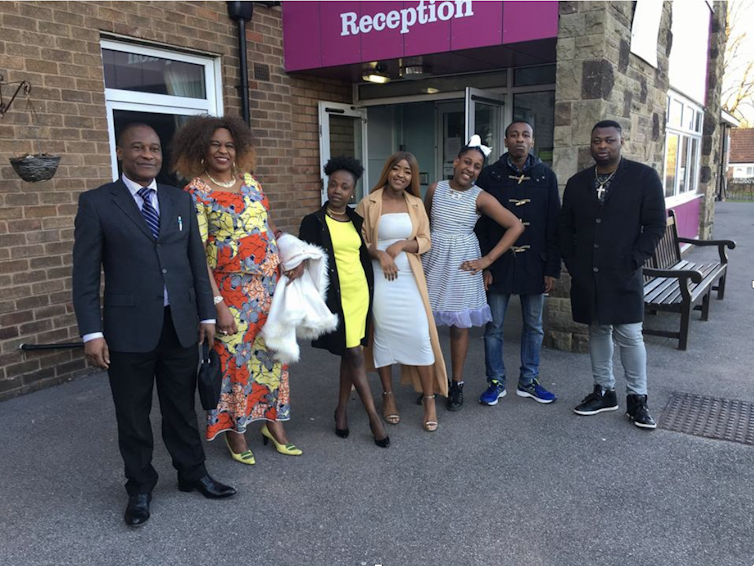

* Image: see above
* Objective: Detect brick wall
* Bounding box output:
[0,1,350,400]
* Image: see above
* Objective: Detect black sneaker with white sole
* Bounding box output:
[626,394,657,429]
[573,384,619,415]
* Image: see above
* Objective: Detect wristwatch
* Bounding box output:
[213,296,224,305]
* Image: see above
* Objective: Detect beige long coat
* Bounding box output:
[355,188,448,397]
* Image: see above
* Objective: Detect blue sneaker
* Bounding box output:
[516,380,557,404]
[479,381,507,406]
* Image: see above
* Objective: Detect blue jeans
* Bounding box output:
[588,323,648,395]
[483,293,545,388]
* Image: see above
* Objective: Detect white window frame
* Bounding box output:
[317,102,369,205]
[663,90,704,208]
[101,39,223,180]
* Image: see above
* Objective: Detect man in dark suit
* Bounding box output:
[475,121,561,409]
[559,120,666,430]
[73,123,236,527]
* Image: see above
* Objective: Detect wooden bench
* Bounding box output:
[642,209,736,350]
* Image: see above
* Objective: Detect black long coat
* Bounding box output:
[475,153,561,295]
[558,158,666,325]
[298,203,374,356]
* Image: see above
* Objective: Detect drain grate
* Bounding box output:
[659,392,754,445]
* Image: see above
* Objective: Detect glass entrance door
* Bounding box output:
[318,102,368,205]
[465,87,505,160]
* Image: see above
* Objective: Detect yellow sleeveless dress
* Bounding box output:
[326,215,369,348]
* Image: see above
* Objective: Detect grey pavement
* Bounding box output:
[1,202,753,566]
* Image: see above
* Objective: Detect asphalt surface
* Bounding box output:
[1,202,752,566]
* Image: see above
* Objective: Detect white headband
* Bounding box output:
[466,134,492,157]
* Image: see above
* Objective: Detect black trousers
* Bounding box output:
[108,308,207,495]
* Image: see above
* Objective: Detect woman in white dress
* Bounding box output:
[356,152,448,432]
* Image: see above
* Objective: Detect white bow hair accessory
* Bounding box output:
[466,134,492,157]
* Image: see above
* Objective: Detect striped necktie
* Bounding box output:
[136,187,160,239]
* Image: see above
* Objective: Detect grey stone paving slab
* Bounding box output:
[1,202,753,566]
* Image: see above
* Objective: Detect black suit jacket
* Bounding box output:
[298,204,374,356]
[558,158,666,325]
[72,179,214,352]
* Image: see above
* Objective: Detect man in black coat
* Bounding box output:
[72,123,236,527]
[475,121,561,407]
[559,120,666,429]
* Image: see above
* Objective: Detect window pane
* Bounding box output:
[514,65,556,87]
[103,49,206,99]
[359,71,506,101]
[664,133,679,196]
[695,111,703,133]
[669,99,683,128]
[514,91,555,166]
[684,106,695,130]
[113,109,193,187]
[678,136,688,193]
[688,138,699,193]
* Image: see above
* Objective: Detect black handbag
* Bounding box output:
[197,341,222,411]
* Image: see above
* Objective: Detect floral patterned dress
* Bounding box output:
[186,174,290,441]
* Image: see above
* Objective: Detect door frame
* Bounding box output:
[318,101,368,205]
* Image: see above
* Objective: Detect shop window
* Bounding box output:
[513,65,556,87]
[663,91,702,199]
[101,39,222,185]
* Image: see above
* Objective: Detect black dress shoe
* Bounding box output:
[178,475,237,499]
[124,493,151,527]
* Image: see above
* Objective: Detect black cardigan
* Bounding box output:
[298,203,374,356]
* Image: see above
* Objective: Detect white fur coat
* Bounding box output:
[260,233,338,363]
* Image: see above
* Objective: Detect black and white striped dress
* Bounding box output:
[422,181,492,328]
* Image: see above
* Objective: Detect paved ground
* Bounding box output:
[1,202,753,566]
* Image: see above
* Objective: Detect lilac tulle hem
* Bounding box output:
[432,306,492,328]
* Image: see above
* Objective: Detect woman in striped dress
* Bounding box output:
[422,135,524,411]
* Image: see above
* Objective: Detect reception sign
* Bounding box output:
[282,1,559,72]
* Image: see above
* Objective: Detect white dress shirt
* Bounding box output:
[83,174,215,343]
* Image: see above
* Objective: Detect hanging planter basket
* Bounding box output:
[1,75,62,183]
[9,153,61,183]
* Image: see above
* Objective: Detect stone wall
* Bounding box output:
[698,3,727,238]
[547,1,673,352]
[0,1,349,400]
[546,1,727,352]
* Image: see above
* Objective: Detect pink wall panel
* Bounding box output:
[502,1,559,45]
[359,1,406,62]
[402,0,451,58]
[320,1,362,67]
[282,1,322,72]
[450,0,503,51]
[282,1,559,71]
[670,196,702,239]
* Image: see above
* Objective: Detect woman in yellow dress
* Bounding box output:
[299,156,389,447]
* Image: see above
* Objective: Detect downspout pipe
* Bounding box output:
[227,2,254,125]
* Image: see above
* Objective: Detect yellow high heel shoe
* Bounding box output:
[225,434,255,465]
[261,425,302,456]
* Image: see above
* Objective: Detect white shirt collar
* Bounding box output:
[121,173,157,196]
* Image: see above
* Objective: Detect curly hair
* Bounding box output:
[324,155,364,182]
[171,115,255,179]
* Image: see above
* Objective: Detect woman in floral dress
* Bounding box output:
[172,116,302,465]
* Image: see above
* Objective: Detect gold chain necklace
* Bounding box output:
[326,207,348,219]
[205,172,236,189]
